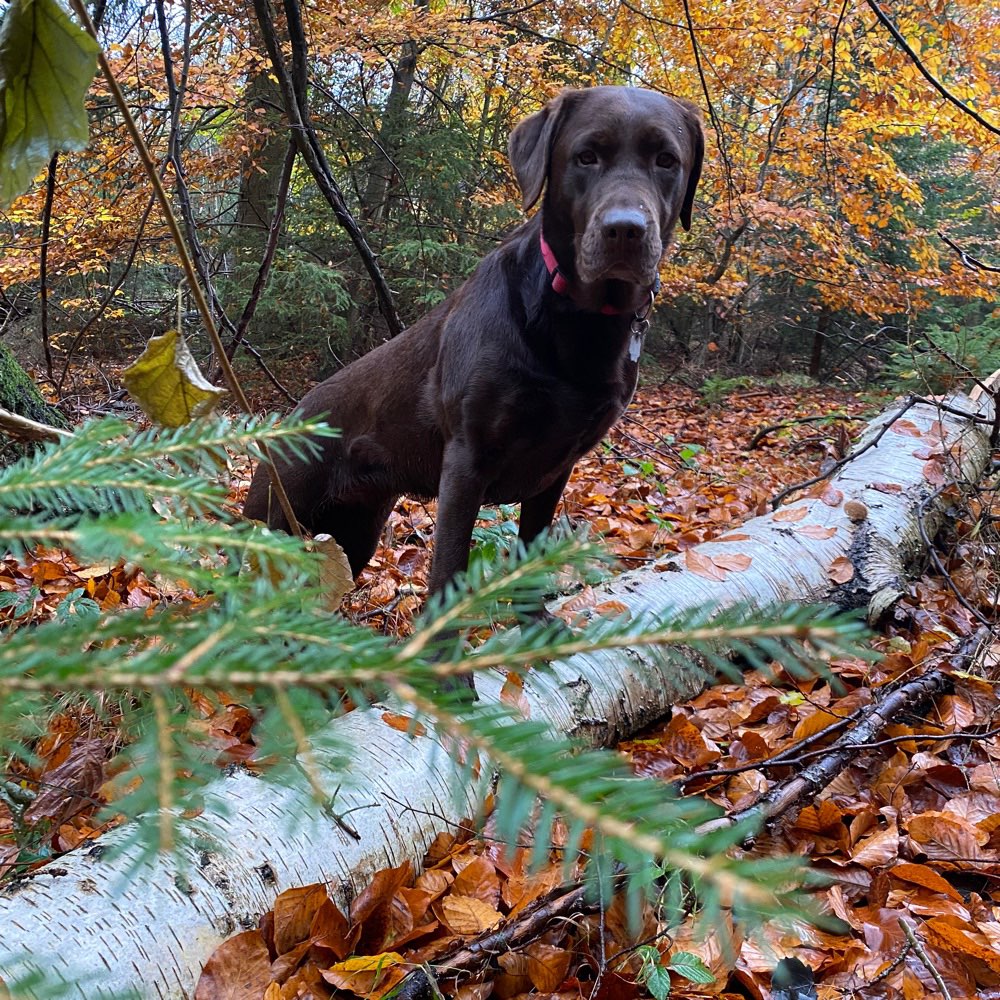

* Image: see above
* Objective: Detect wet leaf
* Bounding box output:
[0,0,99,206]
[122,329,227,427]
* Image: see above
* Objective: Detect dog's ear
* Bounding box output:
[508,92,571,212]
[674,98,705,232]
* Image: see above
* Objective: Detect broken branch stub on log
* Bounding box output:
[0,392,992,997]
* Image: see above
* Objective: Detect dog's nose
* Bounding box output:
[601,208,647,247]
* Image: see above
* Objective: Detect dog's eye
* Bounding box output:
[577,149,598,166]
[656,151,678,168]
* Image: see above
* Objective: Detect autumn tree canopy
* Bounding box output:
[0,0,998,385]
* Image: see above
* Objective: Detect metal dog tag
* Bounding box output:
[628,313,649,362]
[629,331,643,361]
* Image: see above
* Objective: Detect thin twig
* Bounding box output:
[747,413,851,451]
[916,487,995,628]
[866,0,1000,137]
[938,232,1000,275]
[222,140,297,367]
[899,918,953,1000]
[697,669,951,836]
[770,397,917,509]
[39,154,58,385]
[252,0,402,338]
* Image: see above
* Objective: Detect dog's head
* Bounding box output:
[509,87,704,305]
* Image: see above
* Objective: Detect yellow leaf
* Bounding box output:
[122,329,227,427]
[330,953,405,973]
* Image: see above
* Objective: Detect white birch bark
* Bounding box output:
[0,392,991,997]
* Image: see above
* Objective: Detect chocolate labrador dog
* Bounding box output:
[245,85,703,616]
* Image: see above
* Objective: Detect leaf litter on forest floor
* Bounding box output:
[8,381,1000,997]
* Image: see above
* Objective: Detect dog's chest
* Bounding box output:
[481,368,635,502]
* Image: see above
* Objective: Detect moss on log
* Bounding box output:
[0,343,68,463]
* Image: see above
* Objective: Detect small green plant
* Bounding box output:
[635,944,715,999]
[470,504,520,563]
[622,458,656,477]
[699,375,754,404]
[219,252,352,354]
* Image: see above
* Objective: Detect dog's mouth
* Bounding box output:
[601,279,640,313]
[578,256,658,288]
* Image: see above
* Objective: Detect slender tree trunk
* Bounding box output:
[346,0,427,351]
[809,305,832,378]
[236,62,289,250]
[0,391,992,996]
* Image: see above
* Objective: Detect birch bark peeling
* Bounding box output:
[0,392,992,997]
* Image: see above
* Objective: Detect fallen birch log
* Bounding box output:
[0,392,992,997]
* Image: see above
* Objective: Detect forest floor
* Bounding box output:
[3,372,999,1000]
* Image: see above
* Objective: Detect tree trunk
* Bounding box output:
[235,62,289,250]
[809,306,831,378]
[0,343,68,464]
[0,392,992,996]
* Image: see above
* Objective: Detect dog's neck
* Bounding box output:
[538,229,659,318]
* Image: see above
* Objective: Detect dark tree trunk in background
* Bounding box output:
[360,22,423,224]
[809,306,831,378]
[236,63,289,252]
[346,0,427,354]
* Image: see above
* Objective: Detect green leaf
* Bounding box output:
[122,329,228,427]
[645,963,672,1000]
[667,951,715,985]
[636,946,671,1000]
[0,0,99,207]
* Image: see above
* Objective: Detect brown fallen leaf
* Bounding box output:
[906,811,988,860]
[524,941,573,992]
[829,556,855,584]
[889,862,964,902]
[773,505,810,522]
[685,549,727,582]
[312,534,355,611]
[195,930,272,1000]
[794,524,837,540]
[890,419,924,437]
[923,458,947,486]
[921,916,1000,974]
[711,552,752,572]
[273,883,329,956]
[438,895,503,935]
[381,713,428,738]
[452,856,501,908]
[25,738,105,828]
[850,823,899,867]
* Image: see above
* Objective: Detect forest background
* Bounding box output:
[2,0,998,398]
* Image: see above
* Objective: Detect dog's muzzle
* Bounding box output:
[578,206,662,285]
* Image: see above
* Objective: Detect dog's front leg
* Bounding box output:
[426,442,485,693]
[429,442,485,597]
[518,470,572,549]
[517,470,572,627]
